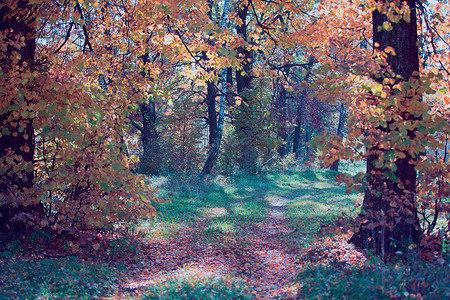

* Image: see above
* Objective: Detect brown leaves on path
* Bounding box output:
[108,204,302,299]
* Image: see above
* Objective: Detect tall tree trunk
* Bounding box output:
[293,57,315,160]
[235,3,258,174]
[137,101,160,174]
[277,85,290,157]
[292,98,303,159]
[330,103,346,172]
[200,0,231,177]
[206,81,218,147]
[350,0,422,258]
[0,1,43,237]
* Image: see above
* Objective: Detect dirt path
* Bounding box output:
[243,202,300,299]
[110,201,301,299]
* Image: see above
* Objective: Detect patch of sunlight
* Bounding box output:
[275,181,294,189]
[273,175,309,187]
[265,194,289,207]
[231,202,253,216]
[224,185,239,195]
[201,207,228,218]
[230,193,248,200]
[124,262,230,290]
[137,220,185,241]
[265,194,283,201]
[336,193,362,203]
[212,175,230,188]
[145,175,169,189]
[287,181,310,189]
[311,181,337,189]
[292,200,332,215]
[208,220,235,233]
[244,187,255,193]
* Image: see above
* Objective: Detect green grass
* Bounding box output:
[141,169,358,241]
[142,278,255,299]
[297,260,450,299]
[135,169,361,256]
[0,256,121,299]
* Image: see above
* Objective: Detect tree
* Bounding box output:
[0,0,177,239]
[133,99,161,174]
[308,0,449,258]
[233,1,259,174]
[330,102,346,172]
[201,0,232,176]
[0,0,43,237]
[349,0,423,257]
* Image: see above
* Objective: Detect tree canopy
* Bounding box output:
[1,0,449,258]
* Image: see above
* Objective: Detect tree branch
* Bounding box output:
[75,2,93,52]
[53,22,74,54]
[130,118,143,132]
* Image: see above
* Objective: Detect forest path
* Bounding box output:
[110,199,301,299]
[243,201,300,298]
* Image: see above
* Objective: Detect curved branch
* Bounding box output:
[53,22,74,54]
[75,2,93,52]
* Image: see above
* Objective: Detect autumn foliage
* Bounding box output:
[0,0,449,262]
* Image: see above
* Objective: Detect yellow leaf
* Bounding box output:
[384,46,396,55]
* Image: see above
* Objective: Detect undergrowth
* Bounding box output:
[297,259,450,299]
[0,256,121,299]
[142,278,255,299]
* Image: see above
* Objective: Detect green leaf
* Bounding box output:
[438,88,448,95]
[42,126,51,134]
[111,163,122,171]
[94,112,102,120]
[2,128,11,136]
[100,181,110,192]
[382,22,393,31]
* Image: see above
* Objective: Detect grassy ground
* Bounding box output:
[0,168,449,299]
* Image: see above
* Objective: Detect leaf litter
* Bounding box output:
[106,201,365,299]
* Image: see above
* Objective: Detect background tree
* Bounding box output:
[201,0,232,176]
[311,0,449,258]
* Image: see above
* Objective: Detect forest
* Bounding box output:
[0,0,449,298]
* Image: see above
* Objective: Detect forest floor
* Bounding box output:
[113,197,309,299]
[1,169,449,299]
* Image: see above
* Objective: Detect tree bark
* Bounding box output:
[293,57,315,160]
[276,86,290,157]
[292,98,303,159]
[350,0,422,258]
[330,103,346,172]
[235,3,258,174]
[137,101,160,174]
[0,1,43,237]
[200,0,231,176]
[206,81,218,147]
